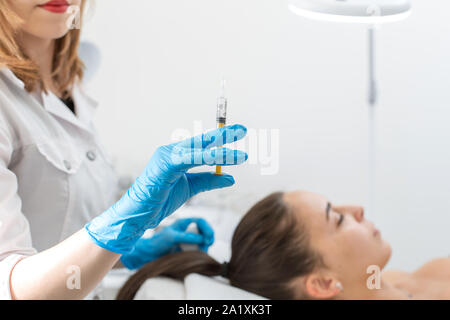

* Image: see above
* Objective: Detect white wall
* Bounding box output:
[82,0,450,271]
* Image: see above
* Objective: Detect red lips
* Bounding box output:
[38,0,70,14]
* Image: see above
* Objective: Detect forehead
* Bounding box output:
[283,190,329,230]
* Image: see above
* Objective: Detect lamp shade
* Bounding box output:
[288,0,412,24]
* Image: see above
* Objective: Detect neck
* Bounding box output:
[17,31,57,94]
[340,279,412,300]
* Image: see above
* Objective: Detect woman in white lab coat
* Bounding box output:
[0,0,247,299]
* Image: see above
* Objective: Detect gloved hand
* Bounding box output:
[85,124,247,254]
[120,217,215,270]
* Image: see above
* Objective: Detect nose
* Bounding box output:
[353,207,364,222]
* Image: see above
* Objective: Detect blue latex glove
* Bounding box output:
[85,124,247,254]
[120,217,215,270]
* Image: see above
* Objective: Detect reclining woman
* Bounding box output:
[117,191,450,300]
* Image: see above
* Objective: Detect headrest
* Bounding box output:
[185,274,267,300]
[132,274,267,300]
[134,277,186,300]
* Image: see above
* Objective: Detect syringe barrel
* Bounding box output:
[216,97,227,123]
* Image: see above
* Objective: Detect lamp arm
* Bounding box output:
[368,26,377,106]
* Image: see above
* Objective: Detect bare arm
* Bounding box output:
[10,229,120,300]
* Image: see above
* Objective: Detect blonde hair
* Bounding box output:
[0,0,86,98]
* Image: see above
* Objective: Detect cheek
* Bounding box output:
[8,0,35,19]
[341,228,374,255]
[337,226,391,271]
[324,227,379,270]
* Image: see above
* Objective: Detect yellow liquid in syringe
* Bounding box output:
[215,122,225,175]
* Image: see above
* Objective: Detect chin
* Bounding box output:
[33,26,71,40]
[44,18,74,37]
[27,13,73,39]
[52,27,72,40]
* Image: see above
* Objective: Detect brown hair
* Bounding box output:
[0,0,86,98]
[116,192,324,300]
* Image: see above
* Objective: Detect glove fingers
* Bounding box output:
[186,172,235,197]
[175,124,247,150]
[174,231,204,244]
[171,217,213,233]
[172,148,248,171]
[195,218,215,241]
[171,218,196,231]
[199,234,215,252]
[203,148,248,166]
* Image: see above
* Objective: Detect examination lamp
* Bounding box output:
[288,0,412,24]
[288,0,412,215]
[288,0,412,105]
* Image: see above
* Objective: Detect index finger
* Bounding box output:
[173,231,204,245]
[176,124,247,150]
[171,218,197,231]
[194,218,214,240]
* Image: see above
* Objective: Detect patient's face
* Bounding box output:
[284,191,391,287]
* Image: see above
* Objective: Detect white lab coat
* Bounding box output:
[0,68,120,299]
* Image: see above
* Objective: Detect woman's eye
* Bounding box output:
[337,213,344,227]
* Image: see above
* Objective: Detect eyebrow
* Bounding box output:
[326,202,331,221]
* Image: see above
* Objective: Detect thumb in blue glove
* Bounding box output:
[120,217,215,270]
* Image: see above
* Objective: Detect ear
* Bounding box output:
[304,273,341,299]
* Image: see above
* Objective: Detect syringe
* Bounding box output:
[215,78,227,175]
